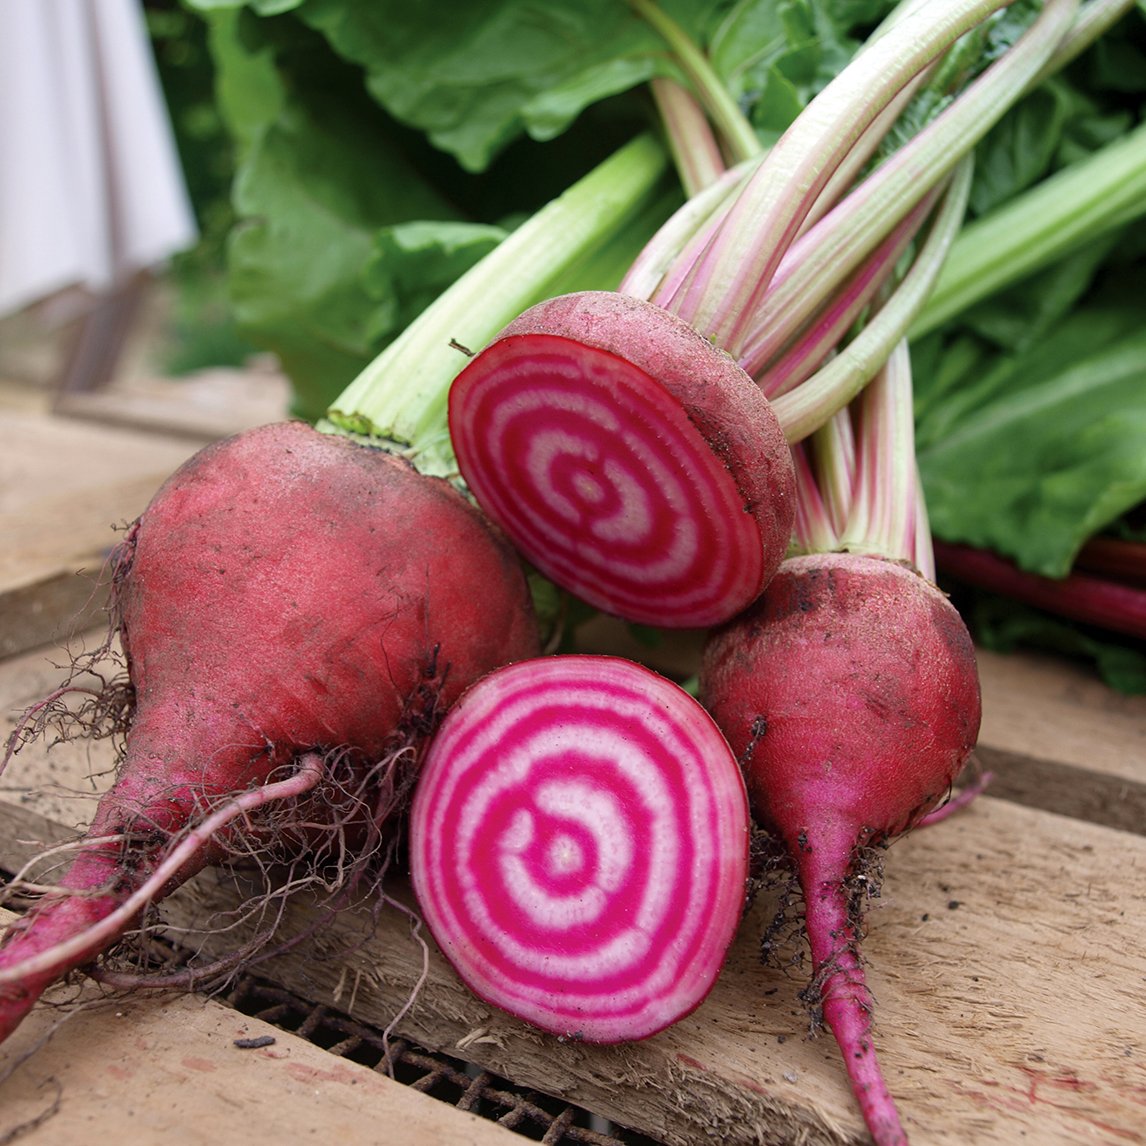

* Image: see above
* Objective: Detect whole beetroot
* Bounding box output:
[0,421,539,1043]
[700,553,981,1146]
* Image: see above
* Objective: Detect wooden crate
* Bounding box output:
[1,405,1144,1145]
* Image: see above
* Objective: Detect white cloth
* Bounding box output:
[0,0,198,316]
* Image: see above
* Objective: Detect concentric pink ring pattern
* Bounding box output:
[410,656,750,1043]
[450,336,765,627]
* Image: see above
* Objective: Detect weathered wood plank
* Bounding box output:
[150,801,1146,1146]
[0,410,202,516]
[52,364,290,442]
[971,647,1146,833]
[1,748,1143,1144]
[0,918,518,1146]
[0,411,202,659]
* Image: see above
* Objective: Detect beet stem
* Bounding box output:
[934,539,1146,640]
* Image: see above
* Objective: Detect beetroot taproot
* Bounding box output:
[700,552,981,1145]
[0,421,539,1042]
[449,290,795,628]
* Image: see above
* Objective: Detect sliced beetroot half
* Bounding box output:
[448,291,795,628]
[409,654,750,1043]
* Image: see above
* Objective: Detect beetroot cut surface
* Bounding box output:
[410,654,750,1043]
[449,291,795,628]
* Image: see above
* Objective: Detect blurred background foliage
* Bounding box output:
[143,0,254,374]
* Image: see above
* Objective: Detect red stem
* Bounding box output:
[649,77,726,198]
[1073,535,1146,587]
[933,540,1146,640]
[791,441,840,554]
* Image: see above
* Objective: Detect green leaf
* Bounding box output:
[917,272,1146,577]
[520,58,655,143]
[362,221,508,341]
[289,0,723,172]
[1088,18,1146,94]
[968,84,1073,215]
[187,0,688,421]
[225,77,462,421]
[188,0,303,12]
[953,232,1119,354]
[200,9,284,149]
[709,0,896,143]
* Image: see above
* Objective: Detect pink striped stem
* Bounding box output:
[649,77,727,200]
[791,442,840,556]
[659,0,1021,352]
[840,340,918,565]
[749,196,933,397]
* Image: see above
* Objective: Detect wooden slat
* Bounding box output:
[0,920,518,1146]
[52,364,291,442]
[1,794,1142,1146]
[0,411,202,659]
[0,410,202,516]
[971,647,1146,833]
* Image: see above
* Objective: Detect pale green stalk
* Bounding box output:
[752,190,939,398]
[324,135,670,477]
[1032,0,1138,83]
[912,467,936,581]
[913,117,1146,336]
[800,73,930,234]
[618,161,749,298]
[771,155,973,441]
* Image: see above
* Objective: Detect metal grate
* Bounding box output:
[222,976,663,1146]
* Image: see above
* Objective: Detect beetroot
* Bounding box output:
[0,133,676,1048]
[0,421,539,1043]
[700,553,981,1145]
[409,654,750,1043]
[449,290,795,628]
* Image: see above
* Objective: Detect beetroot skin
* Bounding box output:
[702,553,981,851]
[700,553,981,1145]
[0,421,539,1042]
